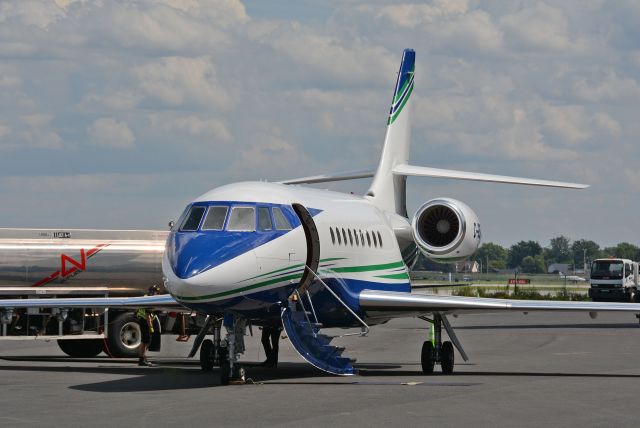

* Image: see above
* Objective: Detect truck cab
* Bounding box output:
[589,258,639,302]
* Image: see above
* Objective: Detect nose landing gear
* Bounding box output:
[218,314,247,385]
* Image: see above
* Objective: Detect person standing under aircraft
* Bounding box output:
[261,318,282,368]
[136,285,159,367]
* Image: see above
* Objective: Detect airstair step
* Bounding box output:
[281,306,357,376]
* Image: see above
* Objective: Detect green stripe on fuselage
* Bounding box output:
[330,260,405,273]
[240,257,346,283]
[176,273,303,302]
[375,272,410,280]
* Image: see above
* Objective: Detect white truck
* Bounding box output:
[589,258,639,302]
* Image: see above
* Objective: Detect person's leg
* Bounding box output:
[137,318,152,366]
[261,326,273,365]
[269,328,280,366]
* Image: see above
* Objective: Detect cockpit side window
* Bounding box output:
[227,207,256,232]
[180,206,206,231]
[172,206,190,231]
[272,207,292,230]
[202,206,229,231]
[258,207,273,231]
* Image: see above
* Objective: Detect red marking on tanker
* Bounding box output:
[31,243,110,287]
[61,249,86,276]
[32,270,62,287]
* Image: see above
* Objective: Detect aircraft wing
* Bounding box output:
[360,290,640,316]
[0,294,185,311]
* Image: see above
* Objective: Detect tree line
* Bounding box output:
[474,237,640,274]
[412,237,640,274]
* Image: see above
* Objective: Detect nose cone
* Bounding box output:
[166,232,215,279]
[166,230,269,280]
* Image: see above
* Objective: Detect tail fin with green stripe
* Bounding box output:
[366,48,415,217]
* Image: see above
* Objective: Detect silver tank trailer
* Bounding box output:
[0,228,167,295]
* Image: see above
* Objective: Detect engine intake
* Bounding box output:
[412,198,480,261]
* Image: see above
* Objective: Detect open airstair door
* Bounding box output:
[291,203,320,294]
[282,204,357,375]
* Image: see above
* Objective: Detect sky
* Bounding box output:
[0,0,638,248]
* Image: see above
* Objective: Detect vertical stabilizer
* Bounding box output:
[366,48,415,217]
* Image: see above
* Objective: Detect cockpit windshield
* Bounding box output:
[180,206,206,231]
[175,203,294,233]
[591,260,623,279]
[227,207,256,231]
[202,206,228,230]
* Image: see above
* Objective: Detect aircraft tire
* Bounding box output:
[220,360,230,386]
[421,341,435,374]
[107,312,142,358]
[441,341,454,374]
[57,339,104,358]
[200,339,214,372]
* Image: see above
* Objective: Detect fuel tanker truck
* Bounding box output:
[0,228,199,358]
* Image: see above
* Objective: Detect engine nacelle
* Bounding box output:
[412,198,481,262]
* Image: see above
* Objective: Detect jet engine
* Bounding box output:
[412,198,481,262]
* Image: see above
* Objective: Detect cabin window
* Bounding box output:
[377,231,383,247]
[372,231,378,247]
[359,230,364,245]
[366,231,371,247]
[202,206,228,231]
[354,229,360,246]
[342,228,347,245]
[336,227,342,245]
[180,206,206,231]
[330,227,335,244]
[257,207,273,231]
[348,229,353,246]
[273,207,292,230]
[227,207,256,231]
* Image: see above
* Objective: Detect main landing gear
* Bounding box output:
[420,313,466,375]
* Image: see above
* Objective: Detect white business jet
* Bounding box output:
[3,49,639,385]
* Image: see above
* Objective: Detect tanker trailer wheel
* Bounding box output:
[106,312,142,358]
[200,339,215,372]
[57,339,104,358]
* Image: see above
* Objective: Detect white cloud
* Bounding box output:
[0,1,67,30]
[148,114,232,142]
[0,114,65,151]
[542,105,592,144]
[367,0,470,28]
[87,117,136,149]
[572,70,640,102]
[500,3,588,53]
[0,122,9,139]
[133,56,229,108]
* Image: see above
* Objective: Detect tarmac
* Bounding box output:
[2,311,640,427]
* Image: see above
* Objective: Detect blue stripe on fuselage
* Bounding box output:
[177,277,410,327]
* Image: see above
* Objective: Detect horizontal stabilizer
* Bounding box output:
[393,164,588,189]
[279,169,375,185]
